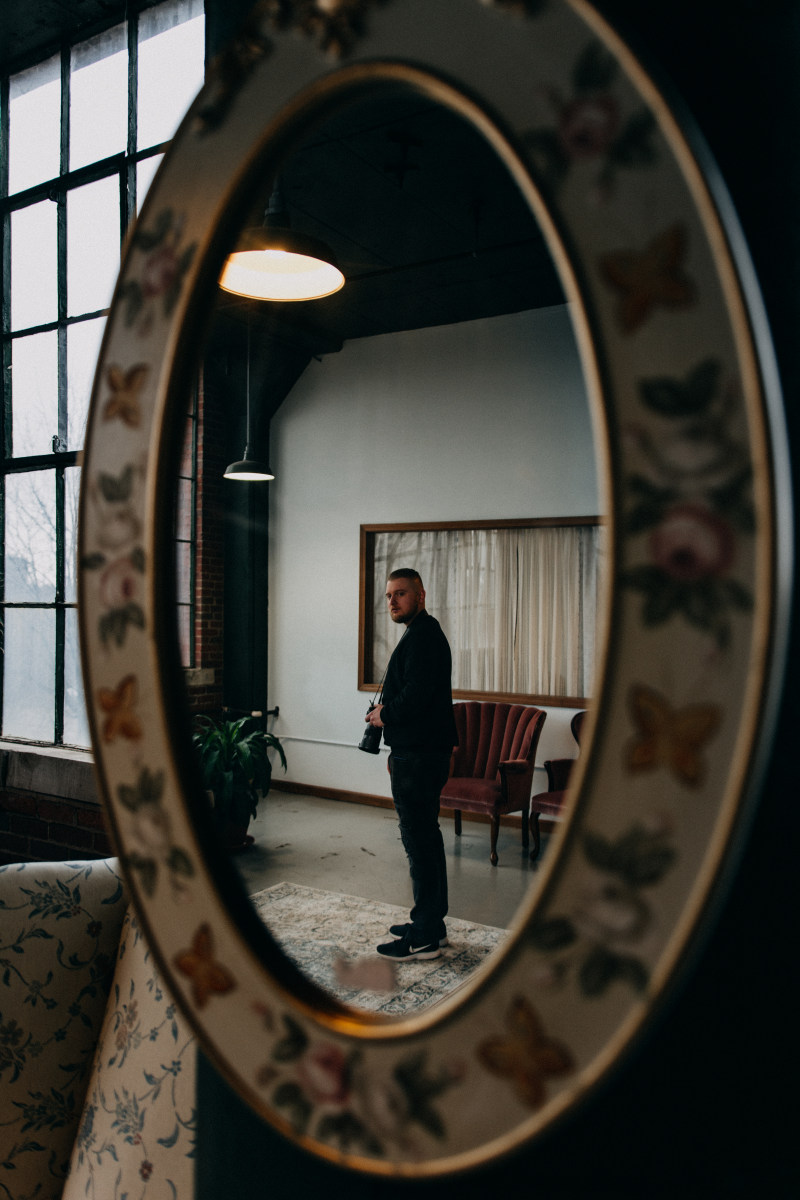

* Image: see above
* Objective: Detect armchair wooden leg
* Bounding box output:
[522,801,530,850]
[490,815,499,865]
[454,810,462,836]
[529,811,541,862]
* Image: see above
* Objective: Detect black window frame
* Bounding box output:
[0,0,203,747]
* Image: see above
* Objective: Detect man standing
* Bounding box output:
[365,568,457,961]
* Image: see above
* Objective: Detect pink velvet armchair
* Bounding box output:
[529,709,586,861]
[440,701,547,865]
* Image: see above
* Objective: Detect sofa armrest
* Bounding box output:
[0,858,128,1196]
[64,906,197,1198]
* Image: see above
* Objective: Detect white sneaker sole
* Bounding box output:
[389,925,448,947]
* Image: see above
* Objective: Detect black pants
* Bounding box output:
[388,750,450,945]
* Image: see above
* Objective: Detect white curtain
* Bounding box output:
[371,524,603,698]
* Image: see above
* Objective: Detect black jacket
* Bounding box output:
[380,610,458,752]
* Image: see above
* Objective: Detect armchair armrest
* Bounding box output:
[498,758,535,809]
[545,757,576,790]
[499,758,529,775]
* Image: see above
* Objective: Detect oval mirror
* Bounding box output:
[78,0,789,1174]
[181,73,604,1017]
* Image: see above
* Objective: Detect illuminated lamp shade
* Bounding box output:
[223,448,274,482]
[223,322,274,482]
[219,227,345,301]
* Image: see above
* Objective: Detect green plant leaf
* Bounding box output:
[642,579,683,626]
[134,208,173,251]
[316,1112,383,1156]
[167,847,194,878]
[608,109,657,167]
[521,128,569,191]
[529,916,577,952]
[192,715,286,799]
[708,469,755,532]
[615,955,650,992]
[582,830,615,872]
[125,853,157,898]
[579,946,618,996]
[573,41,616,91]
[686,358,721,409]
[99,465,134,504]
[120,279,144,326]
[80,552,106,570]
[272,1015,308,1063]
[271,1081,311,1134]
[720,577,753,611]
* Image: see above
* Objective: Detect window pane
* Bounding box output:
[67,176,120,316]
[3,609,56,741]
[175,476,192,550]
[68,318,106,449]
[137,0,205,150]
[176,538,191,606]
[70,25,128,171]
[10,201,58,330]
[65,466,81,603]
[11,331,59,457]
[5,471,57,602]
[9,56,61,194]
[137,153,163,210]
[177,603,192,667]
[368,524,603,698]
[64,607,90,747]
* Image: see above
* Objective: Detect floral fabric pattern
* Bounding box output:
[0,858,128,1199]
[64,907,196,1200]
[528,818,677,997]
[257,1011,464,1158]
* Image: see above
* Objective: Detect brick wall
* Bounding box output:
[186,369,227,719]
[0,791,113,865]
[0,751,114,866]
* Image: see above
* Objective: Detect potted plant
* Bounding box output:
[192,714,287,852]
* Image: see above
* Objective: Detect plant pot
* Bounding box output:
[219,774,272,853]
[222,819,254,854]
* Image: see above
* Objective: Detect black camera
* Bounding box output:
[358,707,382,754]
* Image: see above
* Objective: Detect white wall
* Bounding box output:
[267,304,599,798]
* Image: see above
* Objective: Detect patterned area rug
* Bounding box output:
[249,881,509,1016]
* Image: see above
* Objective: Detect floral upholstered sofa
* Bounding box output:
[0,857,196,1199]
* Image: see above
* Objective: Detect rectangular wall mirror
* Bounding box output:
[360,516,604,707]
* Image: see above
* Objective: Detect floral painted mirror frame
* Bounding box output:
[78,0,790,1176]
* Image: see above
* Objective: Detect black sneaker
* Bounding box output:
[376,935,442,961]
[389,922,448,947]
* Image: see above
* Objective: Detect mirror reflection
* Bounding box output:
[177,79,603,1016]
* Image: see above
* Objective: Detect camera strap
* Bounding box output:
[370,626,409,706]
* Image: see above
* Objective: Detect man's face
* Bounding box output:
[386,577,424,624]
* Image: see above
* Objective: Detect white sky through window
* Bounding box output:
[4,0,206,747]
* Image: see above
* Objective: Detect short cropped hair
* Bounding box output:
[388,568,424,588]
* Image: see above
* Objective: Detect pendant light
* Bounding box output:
[219,182,345,302]
[224,322,274,482]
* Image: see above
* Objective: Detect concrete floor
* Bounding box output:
[234,789,551,932]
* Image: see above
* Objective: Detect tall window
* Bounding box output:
[0,0,205,747]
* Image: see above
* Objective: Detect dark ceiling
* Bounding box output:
[0,0,162,75]
[204,81,566,424]
[214,85,564,352]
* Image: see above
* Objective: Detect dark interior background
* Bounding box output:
[197,2,800,1194]
[199,2,800,1195]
